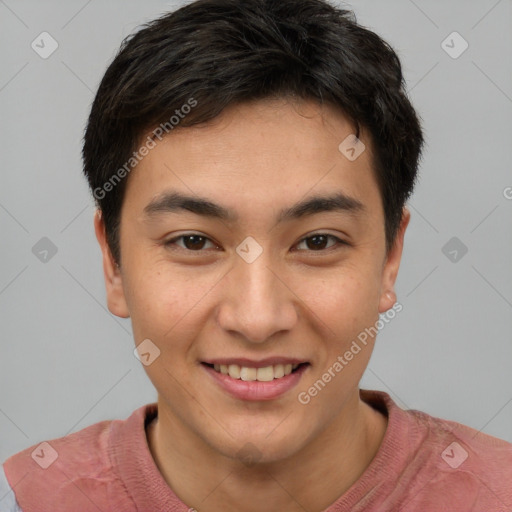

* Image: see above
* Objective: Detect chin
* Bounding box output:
[231,443,296,466]
[217,427,309,466]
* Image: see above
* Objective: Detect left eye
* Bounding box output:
[295,234,343,251]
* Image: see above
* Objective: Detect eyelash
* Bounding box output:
[164,232,347,253]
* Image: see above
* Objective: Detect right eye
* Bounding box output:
[164,233,219,252]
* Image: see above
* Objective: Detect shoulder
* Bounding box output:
[2,404,153,512]
[361,390,512,509]
[370,389,512,477]
[3,418,118,512]
[410,406,512,469]
[402,405,512,506]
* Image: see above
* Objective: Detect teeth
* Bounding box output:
[228,364,241,379]
[274,364,285,378]
[211,362,303,381]
[256,366,274,382]
[240,367,257,381]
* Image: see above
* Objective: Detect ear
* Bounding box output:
[378,207,410,313]
[93,209,130,318]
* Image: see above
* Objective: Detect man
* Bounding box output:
[2,0,511,510]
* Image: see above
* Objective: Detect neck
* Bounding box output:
[146,391,387,512]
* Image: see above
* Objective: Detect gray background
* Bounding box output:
[1,0,511,463]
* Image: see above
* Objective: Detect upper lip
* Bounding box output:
[202,357,309,368]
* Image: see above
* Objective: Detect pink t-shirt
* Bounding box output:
[2,389,512,511]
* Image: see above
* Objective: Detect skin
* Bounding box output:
[94,98,410,512]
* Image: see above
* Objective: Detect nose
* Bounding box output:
[216,252,298,343]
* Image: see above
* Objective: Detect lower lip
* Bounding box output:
[201,363,309,401]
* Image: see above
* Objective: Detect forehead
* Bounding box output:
[123,98,382,222]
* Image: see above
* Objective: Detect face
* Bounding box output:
[95,98,408,463]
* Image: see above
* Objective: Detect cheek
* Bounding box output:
[126,268,206,392]
[124,261,220,344]
[295,265,382,333]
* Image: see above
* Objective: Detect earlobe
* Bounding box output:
[379,290,397,313]
[378,208,410,314]
[93,210,130,319]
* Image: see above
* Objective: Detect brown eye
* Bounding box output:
[165,234,216,251]
[182,235,207,250]
[295,234,344,251]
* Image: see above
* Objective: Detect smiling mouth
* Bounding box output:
[202,362,309,382]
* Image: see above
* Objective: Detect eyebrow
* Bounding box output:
[143,190,365,224]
